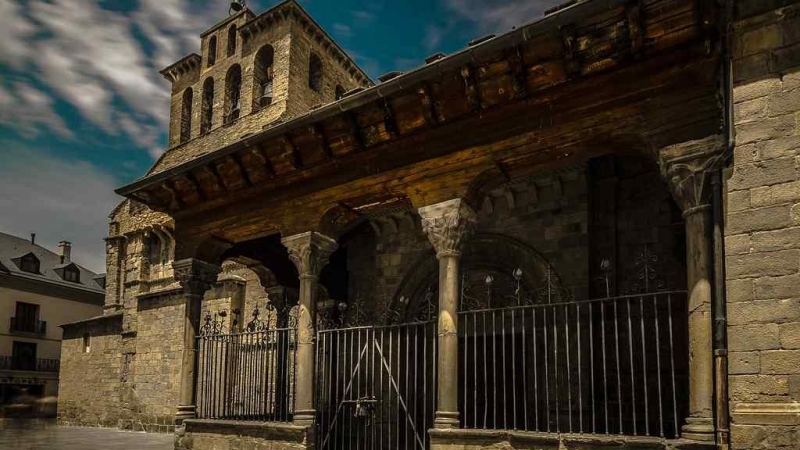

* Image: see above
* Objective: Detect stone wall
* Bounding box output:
[176,420,310,450]
[727,1,800,448]
[58,314,124,428]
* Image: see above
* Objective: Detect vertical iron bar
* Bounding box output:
[463,313,468,428]
[601,301,608,433]
[565,304,572,433]
[614,300,622,434]
[503,309,508,429]
[640,295,650,436]
[544,305,550,432]
[512,308,517,430]
[483,311,488,429]
[473,313,478,429]
[577,304,583,433]
[668,294,678,437]
[627,298,637,435]
[533,308,538,431]
[654,295,664,437]
[590,302,595,433]
[522,307,528,431]
[492,310,498,428]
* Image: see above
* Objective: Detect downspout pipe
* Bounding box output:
[713,0,734,448]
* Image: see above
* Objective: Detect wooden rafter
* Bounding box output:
[561,24,580,78]
[417,85,439,126]
[508,45,527,99]
[460,66,481,112]
[347,112,365,151]
[229,154,253,187]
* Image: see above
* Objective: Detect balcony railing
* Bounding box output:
[9,317,47,335]
[0,355,60,372]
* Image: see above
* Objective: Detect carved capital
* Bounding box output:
[281,232,339,278]
[172,258,220,296]
[418,198,477,258]
[658,135,724,214]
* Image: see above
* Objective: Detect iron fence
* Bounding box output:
[458,291,688,438]
[195,305,297,421]
[316,321,437,450]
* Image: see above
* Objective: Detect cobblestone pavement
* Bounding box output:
[0,421,173,449]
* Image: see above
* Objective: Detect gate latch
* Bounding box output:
[353,396,377,419]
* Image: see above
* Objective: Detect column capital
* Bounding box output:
[418,198,477,258]
[281,231,339,278]
[172,258,220,296]
[658,135,724,214]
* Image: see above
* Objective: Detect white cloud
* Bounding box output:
[0,143,122,272]
[424,25,443,52]
[444,0,561,33]
[333,23,353,39]
[0,82,74,140]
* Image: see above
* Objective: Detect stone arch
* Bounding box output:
[388,233,566,322]
[180,88,193,144]
[252,45,275,110]
[201,77,214,134]
[224,64,242,123]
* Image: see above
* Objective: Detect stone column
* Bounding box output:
[281,231,338,426]
[172,258,220,425]
[419,198,476,428]
[659,136,723,442]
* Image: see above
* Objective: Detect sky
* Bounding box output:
[0,0,560,272]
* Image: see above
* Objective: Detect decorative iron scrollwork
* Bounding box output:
[622,244,665,294]
[199,310,228,336]
[459,264,572,312]
[246,302,276,332]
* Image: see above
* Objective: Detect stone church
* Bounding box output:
[58,0,800,449]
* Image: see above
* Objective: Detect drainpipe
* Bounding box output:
[713,1,734,449]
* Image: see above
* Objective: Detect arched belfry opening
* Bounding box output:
[253,45,275,110]
[180,88,193,143]
[200,77,214,134]
[224,64,242,124]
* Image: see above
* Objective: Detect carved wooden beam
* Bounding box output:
[182,172,207,202]
[508,45,528,99]
[206,164,228,192]
[417,84,439,126]
[162,180,184,210]
[626,0,644,58]
[561,24,581,78]
[251,146,276,177]
[382,99,398,138]
[347,112,365,151]
[281,134,302,169]
[229,154,252,188]
[460,66,481,112]
[311,123,333,159]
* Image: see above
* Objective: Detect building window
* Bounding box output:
[13,302,39,333]
[180,88,193,144]
[63,266,80,283]
[83,334,91,353]
[253,45,275,110]
[335,85,346,100]
[19,254,39,274]
[227,24,237,57]
[224,64,242,124]
[12,341,36,371]
[309,53,323,92]
[201,77,214,134]
[207,36,217,67]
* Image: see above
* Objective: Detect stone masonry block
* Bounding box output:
[735,97,768,124]
[728,298,800,326]
[726,234,751,255]
[761,349,800,374]
[728,156,799,190]
[729,323,781,351]
[768,86,800,117]
[727,189,751,212]
[755,273,800,299]
[729,374,789,402]
[761,135,800,160]
[729,351,761,375]
[779,322,800,349]
[734,77,782,103]
[726,249,799,279]
[734,115,796,146]
[741,24,784,57]
[751,227,800,251]
[726,204,791,234]
[727,278,754,303]
[751,180,800,207]
[794,203,800,225]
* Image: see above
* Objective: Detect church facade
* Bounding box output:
[58,1,800,449]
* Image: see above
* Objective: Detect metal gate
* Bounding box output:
[316,321,437,450]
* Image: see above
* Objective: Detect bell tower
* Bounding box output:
[157,0,371,166]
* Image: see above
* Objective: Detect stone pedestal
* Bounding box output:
[281,231,338,426]
[659,136,723,442]
[172,258,221,425]
[419,198,476,429]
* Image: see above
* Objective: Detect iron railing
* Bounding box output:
[9,317,47,335]
[458,291,688,438]
[195,306,297,421]
[0,355,60,372]
[316,321,437,450]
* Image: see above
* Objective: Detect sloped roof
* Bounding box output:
[0,232,105,295]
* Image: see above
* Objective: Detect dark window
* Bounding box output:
[225,64,242,124]
[180,88,193,144]
[201,77,214,134]
[227,24,237,57]
[207,36,217,67]
[12,341,36,371]
[309,53,323,92]
[335,85,346,100]
[19,254,39,274]
[14,302,39,332]
[253,45,275,110]
[63,266,80,283]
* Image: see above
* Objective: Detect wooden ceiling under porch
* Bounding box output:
[116,0,724,256]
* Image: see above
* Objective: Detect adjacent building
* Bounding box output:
[58,1,800,449]
[0,232,104,417]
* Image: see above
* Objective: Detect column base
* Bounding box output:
[434,411,460,429]
[682,416,715,441]
[174,405,196,426]
[293,409,316,427]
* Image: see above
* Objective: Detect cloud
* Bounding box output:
[333,23,353,39]
[0,81,74,140]
[0,143,122,272]
[444,0,559,33]
[424,25,443,52]
[350,10,376,26]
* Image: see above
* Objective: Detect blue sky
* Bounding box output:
[0,0,559,271]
